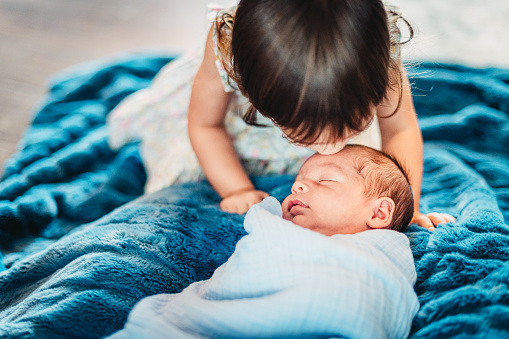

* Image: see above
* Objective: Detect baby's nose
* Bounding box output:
[291,180,310,194]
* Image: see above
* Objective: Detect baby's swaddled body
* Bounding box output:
[110,197,419,339]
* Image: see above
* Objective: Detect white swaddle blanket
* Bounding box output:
[110,197,419,339]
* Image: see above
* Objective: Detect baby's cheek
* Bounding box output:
[282,208,292,221]
[281,195,299,219]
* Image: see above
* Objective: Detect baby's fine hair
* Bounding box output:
[348,145,414,232]
[216,0,411,144]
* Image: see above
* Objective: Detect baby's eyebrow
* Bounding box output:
[298,160,350,180]
[321,162,344,172]
[320,162,362,180]
[306,163,344,178]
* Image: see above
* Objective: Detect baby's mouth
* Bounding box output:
[288,199,308,215]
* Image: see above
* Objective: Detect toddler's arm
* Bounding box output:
[188,27,268,214]
[377,65,455,230]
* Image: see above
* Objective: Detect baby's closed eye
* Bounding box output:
[318,174,346,184]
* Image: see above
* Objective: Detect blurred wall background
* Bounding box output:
[397,0,509,67]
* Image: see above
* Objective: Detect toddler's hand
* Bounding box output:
[220,189,269,214]
[411,212,456,231]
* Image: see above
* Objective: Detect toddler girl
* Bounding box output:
[108,0,454,229]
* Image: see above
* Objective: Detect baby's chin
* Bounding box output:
[282,211,313,231]
[281,209,334,236]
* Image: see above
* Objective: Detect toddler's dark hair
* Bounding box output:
[216,0,411,144]
[349,145,414,232]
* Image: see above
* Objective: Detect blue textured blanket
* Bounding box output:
[0,54,508,338]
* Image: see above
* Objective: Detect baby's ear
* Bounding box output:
[366,197,395,229]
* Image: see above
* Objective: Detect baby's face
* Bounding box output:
[281,150,373,236]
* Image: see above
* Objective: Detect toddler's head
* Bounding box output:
[217,0,405,153]
[282,145,414,235]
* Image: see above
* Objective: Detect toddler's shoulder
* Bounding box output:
[206,3,239,93]
[383,1,400,14]
[206,3,237,24]
[383,1,403,58]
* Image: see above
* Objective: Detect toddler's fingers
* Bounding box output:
[412,214,435,231]
[427,212,455,226]
[220,190,270,214]
[235,198,254,214]
[443,213,456,223]
[219,202,232,213]
[220,199,251,214]
[427,213,448,226]
[241,201,252,214]
[220,199,237,213]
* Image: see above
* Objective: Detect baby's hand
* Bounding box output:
[220,189,269,214]
[411,212,456,231]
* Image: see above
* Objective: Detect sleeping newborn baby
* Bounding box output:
[110,145,419,339]
[282,144,414,235]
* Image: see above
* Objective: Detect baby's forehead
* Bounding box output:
[298,152,358,176]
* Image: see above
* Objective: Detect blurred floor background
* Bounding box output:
[1,0,508,170]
